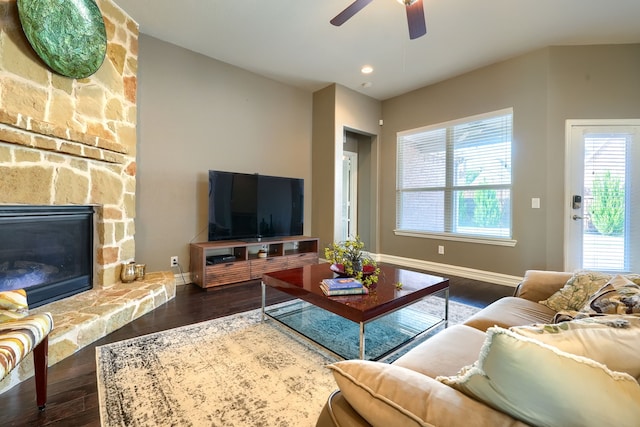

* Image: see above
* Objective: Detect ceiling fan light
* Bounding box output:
[396,0,418,6]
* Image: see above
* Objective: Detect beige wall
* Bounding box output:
[312,84,381,253]
[311,85,337,253]
[380,44,640,276]
[135,35,313,272]
[136,38,639,278]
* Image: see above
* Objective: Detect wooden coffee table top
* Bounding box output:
[262,263,449,323]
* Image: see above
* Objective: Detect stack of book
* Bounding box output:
[320,277,368,296]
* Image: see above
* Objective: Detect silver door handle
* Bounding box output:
[572,215,584,220]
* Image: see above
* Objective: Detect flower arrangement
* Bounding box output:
[324,236,380,287]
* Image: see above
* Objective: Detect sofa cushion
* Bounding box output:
[463,296,556,332]
[0,289,29,322]
[394,324,487,378]
[539,271,611,312]
[438,327,640,427]
[511,315,640,380]
[328,360,528,427]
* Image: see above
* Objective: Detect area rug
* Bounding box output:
[96,298,479,427]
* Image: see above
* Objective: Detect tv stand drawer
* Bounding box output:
[249,257,288,279]
[204,261,251,287]
[286,252,318,269]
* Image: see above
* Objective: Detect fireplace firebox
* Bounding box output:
[0,205,94,308]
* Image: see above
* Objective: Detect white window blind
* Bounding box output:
[396,108,513,239]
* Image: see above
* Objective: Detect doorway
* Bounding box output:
[338,130,376,250]
[565,120,640,272]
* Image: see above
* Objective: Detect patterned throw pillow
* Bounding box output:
[582,275,640,315]
[0,289,29,322]
[539,271,611,312]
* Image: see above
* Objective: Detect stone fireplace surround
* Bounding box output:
[0,0,176,394]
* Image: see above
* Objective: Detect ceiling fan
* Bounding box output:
[330,0,427,40]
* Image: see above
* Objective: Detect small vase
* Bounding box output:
[351,258,363,274]
[135,263,146,281]
[120,261,136,283]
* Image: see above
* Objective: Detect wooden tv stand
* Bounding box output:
[190,236,319,288]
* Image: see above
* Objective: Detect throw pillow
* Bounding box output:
[437,327,640,427]
[622,273,640,285]
[511,315,640,380]
[327,360,432,427]
[0,289,29,322]
[582,275,640,315]
[539,271,611,312]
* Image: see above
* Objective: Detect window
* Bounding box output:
[396,108,513,242]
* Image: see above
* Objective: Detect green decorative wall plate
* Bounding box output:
[17,0,107,79]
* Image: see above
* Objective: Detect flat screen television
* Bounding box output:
[208,170,304,241]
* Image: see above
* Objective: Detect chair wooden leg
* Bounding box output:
[33,335,49,410]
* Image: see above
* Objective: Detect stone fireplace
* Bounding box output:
[0,0,175,394]
[0,0,137,284]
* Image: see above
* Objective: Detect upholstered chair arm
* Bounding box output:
[0,289,54,409]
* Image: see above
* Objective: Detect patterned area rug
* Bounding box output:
[96,298,480,426]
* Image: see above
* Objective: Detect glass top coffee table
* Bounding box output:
[261,263,449,361]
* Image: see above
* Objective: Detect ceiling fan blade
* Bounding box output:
[406,0,427,39]
[330,0,374,26]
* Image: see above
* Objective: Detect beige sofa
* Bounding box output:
[316,270,640,427]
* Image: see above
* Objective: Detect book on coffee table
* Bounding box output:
[320,283,368,296]
[321,277,363,290]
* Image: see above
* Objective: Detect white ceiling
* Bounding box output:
[114,0,640,101]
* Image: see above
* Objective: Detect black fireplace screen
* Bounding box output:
[0,205,93,308]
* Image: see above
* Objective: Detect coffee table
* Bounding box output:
[261,263,449,361]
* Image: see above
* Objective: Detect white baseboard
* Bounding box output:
[373,254,523,287]
[173,271,191,286]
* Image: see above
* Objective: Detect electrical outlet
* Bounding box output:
[170,256,178,267]
[438,245,445,255]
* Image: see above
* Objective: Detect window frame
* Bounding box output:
[395,108,517,247]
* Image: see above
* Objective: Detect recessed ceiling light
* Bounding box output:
[361,65,374,74]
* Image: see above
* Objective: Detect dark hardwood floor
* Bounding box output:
[0,273,514,426]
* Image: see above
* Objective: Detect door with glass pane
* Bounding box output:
[565,121,640,272]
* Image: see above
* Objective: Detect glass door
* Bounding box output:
[565,121,640,272]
